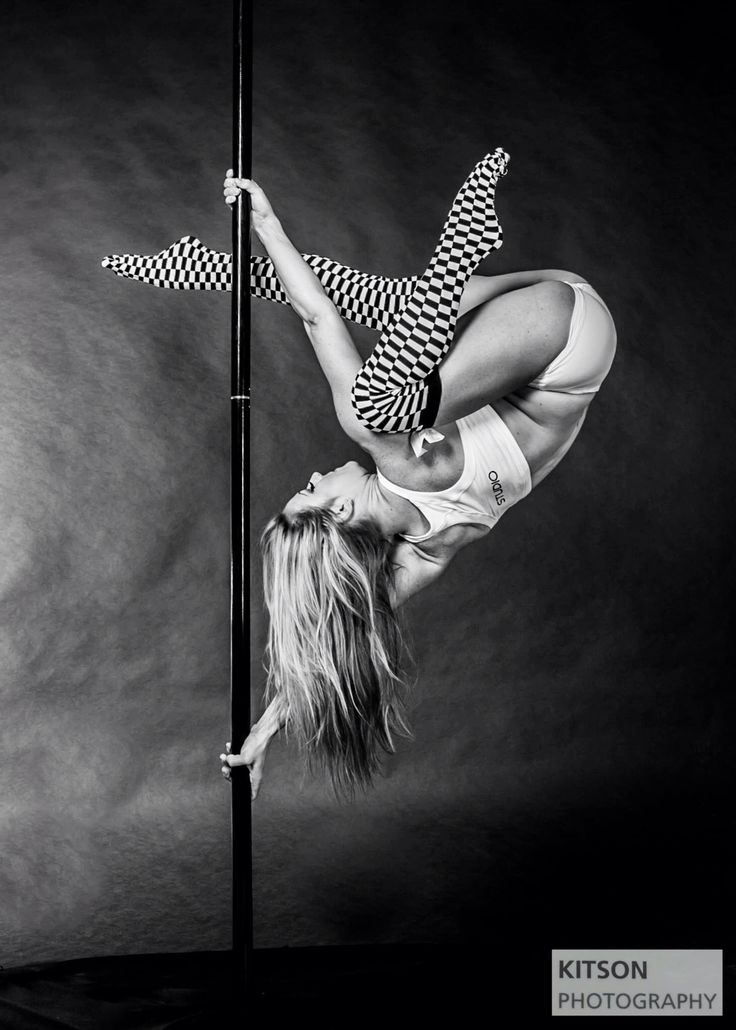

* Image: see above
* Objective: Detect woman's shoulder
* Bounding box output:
[371,421,465,492]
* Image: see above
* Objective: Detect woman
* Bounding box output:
[215,152,617,799]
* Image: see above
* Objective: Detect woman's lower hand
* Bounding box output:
[219,727,270,800]
[223,170,276,230]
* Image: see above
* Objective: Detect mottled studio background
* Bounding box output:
[1,0,734,969]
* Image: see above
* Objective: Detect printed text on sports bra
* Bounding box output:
[488,470,506,506]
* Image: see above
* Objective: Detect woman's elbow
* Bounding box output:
[303,298,339,328]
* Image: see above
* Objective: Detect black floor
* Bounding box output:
[2,946,735,1027]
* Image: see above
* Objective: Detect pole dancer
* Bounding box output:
[103,150,616,800]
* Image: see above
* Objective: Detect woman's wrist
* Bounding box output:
[254,212,284,243]
[255,697,285,739]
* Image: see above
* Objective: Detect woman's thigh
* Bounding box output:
[434,280,575,426]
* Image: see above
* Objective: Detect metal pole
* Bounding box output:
[230,0,253,1002]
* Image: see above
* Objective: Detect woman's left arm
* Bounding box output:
[226,175,390,452]
[228,175,336,324]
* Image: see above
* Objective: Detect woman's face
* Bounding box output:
[282,460,370,518]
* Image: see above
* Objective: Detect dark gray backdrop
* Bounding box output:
[1,0,733,968]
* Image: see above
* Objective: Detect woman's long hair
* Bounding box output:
[260,507,413,796]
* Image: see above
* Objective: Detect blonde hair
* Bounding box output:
[260,507,413,796]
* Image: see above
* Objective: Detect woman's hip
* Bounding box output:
[528,281,617,395]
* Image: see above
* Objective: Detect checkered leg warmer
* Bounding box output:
[351,148,510,434]
[101,241,418,333]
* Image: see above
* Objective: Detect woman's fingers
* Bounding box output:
[221,752,248,767]
[223,181,240,207]
[220,741,235,779]
[223,176,259,190]
[219,738,267,799]
[223,177,266,212]
[219,740,253,769]
[226,177,262,194]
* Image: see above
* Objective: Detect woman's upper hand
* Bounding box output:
[219,727,271,801]
[223,170,276,229]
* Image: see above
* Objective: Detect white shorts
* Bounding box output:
[528,281,617,394]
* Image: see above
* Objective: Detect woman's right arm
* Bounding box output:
[221,695,286,800]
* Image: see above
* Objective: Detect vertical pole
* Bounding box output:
[231,0,253,1002]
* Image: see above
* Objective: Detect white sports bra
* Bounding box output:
[376,405,532,543]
